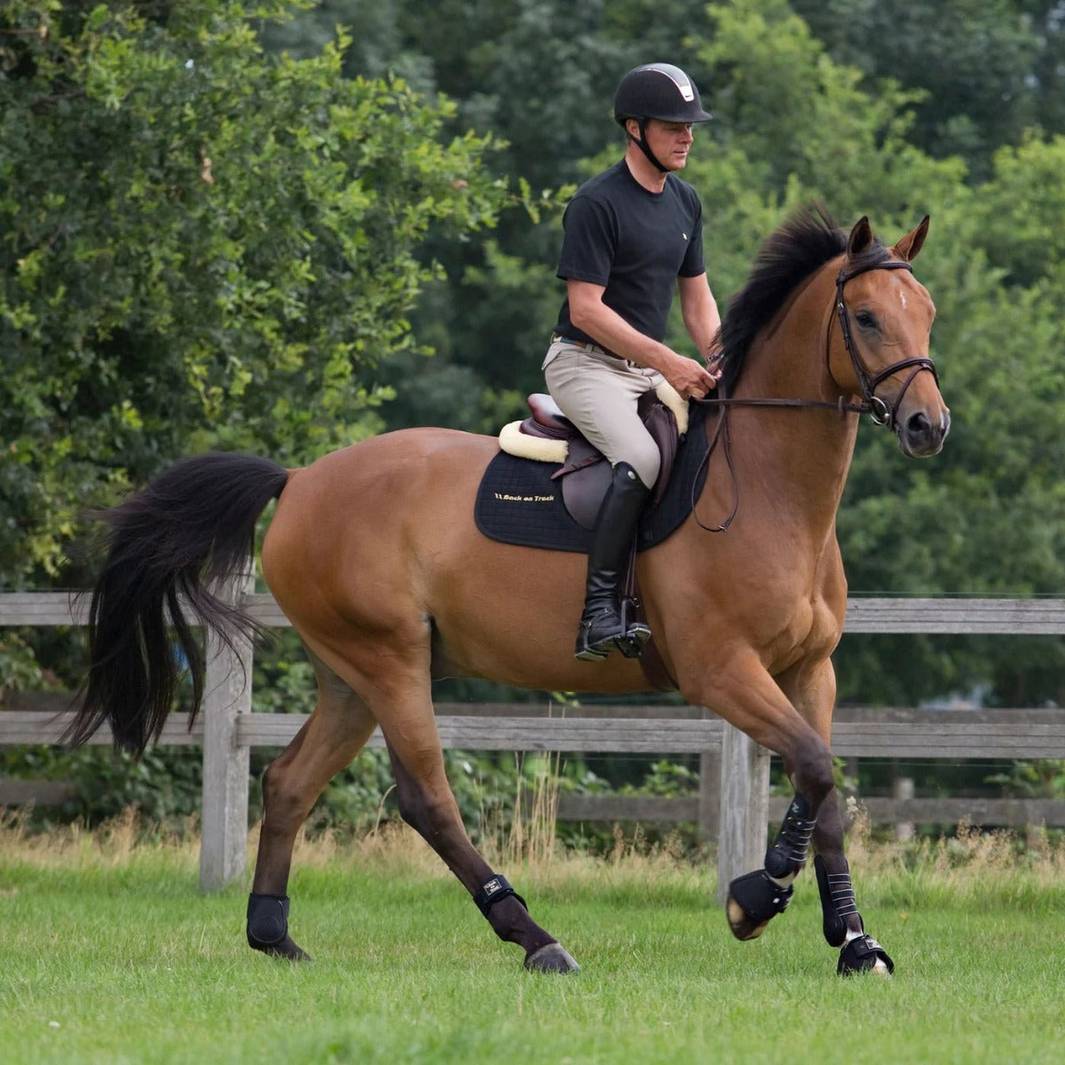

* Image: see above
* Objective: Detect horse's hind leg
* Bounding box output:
[247,650,377,961]
[385,709,578,972]
[337,643,578,973]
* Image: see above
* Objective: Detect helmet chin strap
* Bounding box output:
[628,118,669,173]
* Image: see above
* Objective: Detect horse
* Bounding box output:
[68,206,949,976]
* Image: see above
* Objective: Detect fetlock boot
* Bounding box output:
[575,462,652,661]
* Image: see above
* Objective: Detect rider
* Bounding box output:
[545,62,722,662]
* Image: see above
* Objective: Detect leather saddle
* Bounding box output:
[499,387,686,530]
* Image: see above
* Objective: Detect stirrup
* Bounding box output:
[617,598,651,659]
[575,611,651,662]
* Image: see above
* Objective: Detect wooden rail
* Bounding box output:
[3,589,1064,894]
[553,795,1065,829]
[7,773,1063,831]
[7,696,1065,758]
[8,592,1065,633]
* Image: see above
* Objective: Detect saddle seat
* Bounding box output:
[526,394,577,438]
[496,383,689,530]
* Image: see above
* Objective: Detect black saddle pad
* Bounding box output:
[474,402,712,553]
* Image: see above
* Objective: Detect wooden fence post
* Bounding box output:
[199,566,254,891]
[716,723,771,905]
[893,771,915,842]
[697,710,721,841]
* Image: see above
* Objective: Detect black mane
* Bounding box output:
[718,205,889,391]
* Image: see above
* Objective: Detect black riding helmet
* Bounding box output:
[613,63,712,173]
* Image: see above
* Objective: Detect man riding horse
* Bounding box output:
[546,62,723,662]
[70,49,949,973]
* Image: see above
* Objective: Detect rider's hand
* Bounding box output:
[666,353,720,400]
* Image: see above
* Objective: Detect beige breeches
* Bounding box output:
[543,338,665,490]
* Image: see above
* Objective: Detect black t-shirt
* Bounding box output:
[554,160,705,345]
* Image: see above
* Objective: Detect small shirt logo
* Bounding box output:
[682,232,688,240]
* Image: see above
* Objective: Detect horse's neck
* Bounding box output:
[731,260,858,542]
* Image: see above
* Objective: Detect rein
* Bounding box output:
[690,258,938,533]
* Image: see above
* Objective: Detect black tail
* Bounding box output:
[67,453,289,754]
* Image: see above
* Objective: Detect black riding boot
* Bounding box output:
[575,462,652,661]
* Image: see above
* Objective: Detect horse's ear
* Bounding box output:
[847,216,873,257]
[892,215,930,262]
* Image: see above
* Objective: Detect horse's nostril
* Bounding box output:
[907,411,931,438]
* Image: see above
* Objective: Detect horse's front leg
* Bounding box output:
[782,657,894,976]
[681,652,836,942]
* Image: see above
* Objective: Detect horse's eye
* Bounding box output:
[855,310,878,330]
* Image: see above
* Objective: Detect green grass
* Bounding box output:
[2,822,1065,1064]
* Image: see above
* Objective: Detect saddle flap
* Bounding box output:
[557,441,611,529]
[640,398,680,507]
[556,401,680,529]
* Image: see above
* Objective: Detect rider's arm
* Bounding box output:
[678,273,722,360]
[567,279,717,398]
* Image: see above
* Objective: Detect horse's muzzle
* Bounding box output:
[898,407,951,457]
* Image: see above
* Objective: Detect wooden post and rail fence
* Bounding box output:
[3,587,1065,901]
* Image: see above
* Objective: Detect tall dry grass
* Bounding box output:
[0,805,200,879]
[4,795,1065,904]
[838,798,1065,907]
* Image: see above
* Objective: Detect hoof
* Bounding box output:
[726,896,769,941]
[837,935,893,977]
[249,934,312,962]
[725,870,792,941]
[524,942,580,974]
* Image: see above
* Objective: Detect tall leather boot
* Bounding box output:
[575,461,653,661]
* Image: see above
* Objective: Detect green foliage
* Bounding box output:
[619,759,698,797]
[987,760,1065,799]
[669,1,1065,706]
[269,1,717,433]
[0,0,510,593]
[257,3,1065,710]
[0,743,206,828]
[833,132,1065,703]
[792,0,1065,175]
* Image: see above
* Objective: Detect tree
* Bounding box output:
[0,0,510,594]
[790,0,1062,176]
[0,0,521,696]
[262,0,1065,706]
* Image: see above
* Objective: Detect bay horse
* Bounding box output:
[69,207,949,976]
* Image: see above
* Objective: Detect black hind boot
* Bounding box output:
[247,892,311,961]
[575,462,652,661]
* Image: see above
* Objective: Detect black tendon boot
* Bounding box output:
[575,462,652,661]
[247,892,311,961]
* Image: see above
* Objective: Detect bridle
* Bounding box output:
[698,257,938,426]
[831,259,938,428]
[690,257,939,532]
